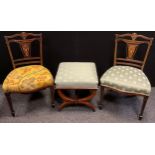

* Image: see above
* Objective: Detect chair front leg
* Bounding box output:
[138,96,149,120]
[50,86,55,108]
[98,86,104,110]
[5,93,15,117]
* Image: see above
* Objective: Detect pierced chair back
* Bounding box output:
[114,33,153,70]
[5,32,43,69]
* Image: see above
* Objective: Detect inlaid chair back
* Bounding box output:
[5,32,43,69]
[114,33,153,70]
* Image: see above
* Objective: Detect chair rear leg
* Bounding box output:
[50,86,55,108]
[98,86,104,110]
[138,96,148,120]
[5,93,15,117]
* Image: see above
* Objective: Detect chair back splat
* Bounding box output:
[5,32,43,69]
[114,33,153,70]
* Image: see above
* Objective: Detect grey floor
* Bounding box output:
[0,87,154,123]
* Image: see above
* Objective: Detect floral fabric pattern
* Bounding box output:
[2,65,53,93]
[100,65,151,96]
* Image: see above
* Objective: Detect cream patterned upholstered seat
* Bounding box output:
[99,33,153,120]
[100,66,151,96]
[55,62,98,89]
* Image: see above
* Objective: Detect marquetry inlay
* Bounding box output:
[114,33,153,70]
[127,43,138,59]
[20,41,31,57]
[5,32,43,68]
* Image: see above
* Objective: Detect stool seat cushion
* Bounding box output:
[55,62,98,89]
[100,66,151,96]
[2,65,53,93]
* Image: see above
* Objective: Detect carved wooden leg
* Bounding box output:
[58,101,96,112]
[5,93,15,117]
[57,89,96,111]
[98,86,104,110]
[138,96,148,120]
[50,86,55,108]
[58,101,73,111]
[80,101,96,112]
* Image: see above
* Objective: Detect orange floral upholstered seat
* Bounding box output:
[3,32,55,117]
[2,65,54,93]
